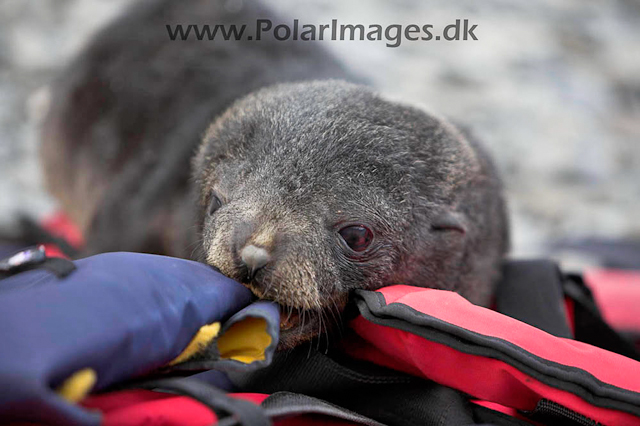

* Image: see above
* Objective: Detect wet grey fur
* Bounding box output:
[41,0,509,347]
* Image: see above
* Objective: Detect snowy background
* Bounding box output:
[1,0,639,261]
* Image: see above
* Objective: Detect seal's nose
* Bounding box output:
[240,244,271,280]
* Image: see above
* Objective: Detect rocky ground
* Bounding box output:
[1,0,639,261]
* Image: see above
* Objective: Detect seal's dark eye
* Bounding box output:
[339,225,373,252]
[208,193,222,216]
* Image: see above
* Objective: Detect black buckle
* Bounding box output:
[0,245,76,279]
[0,245,47,272]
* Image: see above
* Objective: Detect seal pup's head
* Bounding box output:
[193,80,509,348]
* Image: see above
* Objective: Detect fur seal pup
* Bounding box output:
[40,0,509,348]
[194,80,508,348]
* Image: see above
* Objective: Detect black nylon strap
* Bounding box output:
[494,260,640,361]
[261,392,386,426]
[495,260,573,339]
[228,344,478,426]
[135,377,270,426]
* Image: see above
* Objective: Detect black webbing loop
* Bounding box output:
[564,274,640,362]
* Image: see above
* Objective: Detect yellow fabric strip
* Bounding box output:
[169,322,221,366]
[217,317,270,363]
[56,368,97,403]
[169,316,271,367]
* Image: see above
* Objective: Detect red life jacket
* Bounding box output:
[75,261,640,426]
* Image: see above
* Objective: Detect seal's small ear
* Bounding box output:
[431,211,467,234]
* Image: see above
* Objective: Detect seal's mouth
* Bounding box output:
[278,305,322,332]
[279,308,300,331]
[276,304,332,348]
[239,280,346,348]
[242,283,327,334]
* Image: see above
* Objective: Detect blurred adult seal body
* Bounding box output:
[41,0,357,256]
[41,0,509,348]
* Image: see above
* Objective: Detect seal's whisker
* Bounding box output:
[328,298,344,337]
[316,311,323,352]
[187,237,205,259]
[321,310,330,354]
